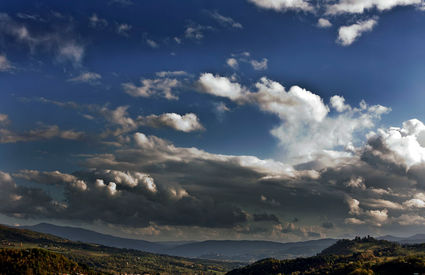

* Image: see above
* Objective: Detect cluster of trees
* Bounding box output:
[0,224,236,274]
[227,254,425,275]
[0,248,94,275]
[227,237,425,275]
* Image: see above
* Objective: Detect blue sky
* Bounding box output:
[0,0,425,241]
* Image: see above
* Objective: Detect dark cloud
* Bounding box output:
[253,213,280,223]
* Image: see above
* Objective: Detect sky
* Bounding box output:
[0,0,425,242]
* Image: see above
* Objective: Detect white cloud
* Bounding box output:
[139,113,204,132]
[123,78,181,100]
[146,39,159,48]
[395,214,425,225]
[227,52,269,71]
[155,71,188,78]
[226,58,239,69]
[403,198,425,208]
[250,58,268,70]
[185,24,212,40]
[345,217,365,224]
[116,23,132,36]
[367,119,425,168]
[58,43,85,65]
[337,19,378,46]
[209,11,243,29]
[89,13,108,28]
[92,170,157,193]
[330,95,351,112]
[68,72,102,85]
[347,197,361,215]
[367,209,388,226]
[100,105,137,131]
[198,73,248,101]
[198,74,389,162]
[317,18,332,28]
[403,194,425,208]
[326,0,422,15]
[0,55,13,72]
[345,177,366,189]
[364,199,403,210]
[248,0,315,12]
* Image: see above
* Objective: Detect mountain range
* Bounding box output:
[20,223,425,263]
[21,223,336,262]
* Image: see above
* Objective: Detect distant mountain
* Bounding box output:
[20,223,338,262]
[378,233,425,244]
[165,239,338,262]
[21,223,164,252]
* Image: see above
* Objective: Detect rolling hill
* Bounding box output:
[21,223,337,262]
[0,224,239,274]
[227,236,425,275]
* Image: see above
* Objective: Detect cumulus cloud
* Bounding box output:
[122,77,181,100]
[68,72,102,85]
[5,117,425,237]
[0,55,13,71]
[57,43,85,65]
[395,214,425,225]
[116,23,132,36]
[198,74,389,162]
[146,39,159,48]
[347,197,361,215]
[365,119,425,169]
[89,13,108,28]
[367,209,388,226]
[184,24,213,40]
[226,52,269,71]
[345,177,366,190]
[337,19,378,46]
[250,58,268,70]
[326,0,423,15]
[330,95,351,112]
[248,0,315,12]
[0,167,248,228]
[226,58,239,69]
[317,18,332,28]
[138,113,204,132]
[198,73,248,101]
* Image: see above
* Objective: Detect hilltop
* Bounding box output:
[0,224,239,274]
[227,236,425,275]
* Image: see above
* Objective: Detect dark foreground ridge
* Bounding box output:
[227,236,425,275]
[0,224,240,274]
